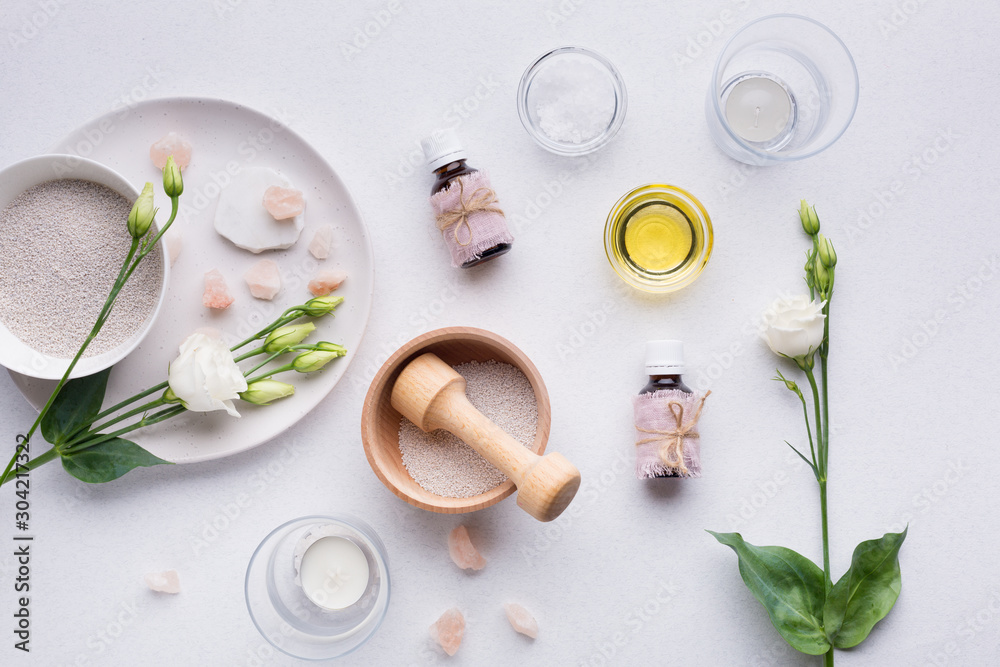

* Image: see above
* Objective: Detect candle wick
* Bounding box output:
[753,106,761,129]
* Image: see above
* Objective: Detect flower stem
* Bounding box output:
[64,405,187,454]
[820,299,831,472]
[804,368,825,479]
[245,363,296,384]
[22,238,140,444]
[63,398,168,450]
[806,364,833,667]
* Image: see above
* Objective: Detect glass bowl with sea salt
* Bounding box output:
[517,46,628,156]
[0,155,169,380]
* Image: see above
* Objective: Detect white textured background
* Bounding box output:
[2,1,999,665]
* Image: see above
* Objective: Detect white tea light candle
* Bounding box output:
[724,74,794,144]
[298,536,370,610]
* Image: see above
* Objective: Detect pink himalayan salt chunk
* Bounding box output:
[203,269,235,309]
[308,224,334,260]
[244,259,282,300]
[448,525,486,571]
[144,570,181,594]
[429,608,465,656]
[504,603,538,639]
[149,132,192,170]
[307,270,346,296]
[263,185,305,221]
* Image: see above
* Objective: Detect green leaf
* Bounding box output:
[40,368,111,447]
[824,528,907,648]
[709,531,831,655]
[60,437,171,483]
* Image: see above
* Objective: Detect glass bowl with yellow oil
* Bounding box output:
[604,184,713,293]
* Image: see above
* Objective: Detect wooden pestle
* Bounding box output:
[390,353,581,522]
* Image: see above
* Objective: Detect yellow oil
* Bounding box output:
[623,203,694,272]
[605,184,713,292]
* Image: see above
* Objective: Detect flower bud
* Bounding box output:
[301,295,344,317]
[240,379,295,405]
[263,323,316,354]
[798,200,820,236]
[127,183,156,238]
[818,234,837,268]
[774,372,803,400]
[803,250,816,291]
[163,155,184,197]
[291,343,346,373]
[814,254,832,293]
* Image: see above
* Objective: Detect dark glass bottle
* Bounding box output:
[429,160,512,267]
[639,373,692,396]
[640,340,690,478]
[422,130,512,268]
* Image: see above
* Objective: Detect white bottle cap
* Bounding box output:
[421,129,467,170]
[645,340,685,375]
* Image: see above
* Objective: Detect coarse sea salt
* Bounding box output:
[398,360,538,498]
[534,55,616,144]
[0,179,163,358]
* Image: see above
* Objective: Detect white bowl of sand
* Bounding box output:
[0,154,170,380]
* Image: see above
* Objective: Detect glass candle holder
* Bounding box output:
[705,14,859,165]
[245,515,390,661]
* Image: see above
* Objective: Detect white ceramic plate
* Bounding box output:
[8,97,373,463]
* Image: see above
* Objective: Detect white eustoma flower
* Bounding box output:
[761,295,827,361]
[167,333,248,417]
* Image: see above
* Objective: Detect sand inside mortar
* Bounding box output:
[398,360,538,498]
[0,179,164,359]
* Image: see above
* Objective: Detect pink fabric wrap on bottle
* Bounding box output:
[633,389,709,479]
[429,171,514,268]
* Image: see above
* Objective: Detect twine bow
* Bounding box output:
[635,390,711,475]
[435,177,504,247]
